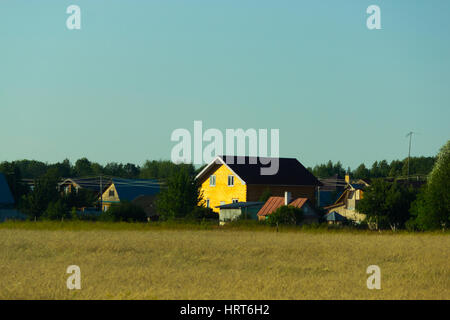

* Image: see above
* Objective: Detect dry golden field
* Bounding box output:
[0,222,448,300]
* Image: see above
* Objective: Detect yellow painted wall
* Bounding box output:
[99,183,120,211]
[199,165,247,212]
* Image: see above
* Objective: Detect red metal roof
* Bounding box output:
[257,196,308,216]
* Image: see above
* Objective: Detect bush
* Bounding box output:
[42,200,70,220]
[186,206,218,221]
[100,201,147,222]
[266,206,304,226]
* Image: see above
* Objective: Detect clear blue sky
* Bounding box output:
[1,0,449,169]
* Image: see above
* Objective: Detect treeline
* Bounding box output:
[0,158,198,210]
[1,155,435,183]
[309,156,436,179]
[0,158,196,180]
[0,159,207,222]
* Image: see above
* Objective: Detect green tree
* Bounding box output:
[409,141,450,230]
[357,179,416,230]
[156,167,202,220]
[353,163,370,180]
[42,199,70,220]
[140,160,195,180]
[20,169,60,219]
[123,163,140,178]
[73,158,95,177]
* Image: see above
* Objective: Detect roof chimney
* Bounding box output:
[345,174,350,184]
[284,191,291,205]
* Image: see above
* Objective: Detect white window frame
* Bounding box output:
[210,175,216,187]
[232,198,239,203]
[206,199,210,208]
[227,175,234,187]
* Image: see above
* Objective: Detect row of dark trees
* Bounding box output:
[0,158,212,222]
[0,159,198,204]
[309,156,436,179]
[1,155,435,183]
[0,158,197,180]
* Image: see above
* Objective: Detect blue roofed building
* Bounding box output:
[100,178,161,213]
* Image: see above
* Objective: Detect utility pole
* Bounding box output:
[317,186,320,208]
[406,132,414,180]
[99,175,103,212]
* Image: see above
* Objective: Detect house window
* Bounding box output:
[227,175,234,186]
[210,175,216,186]
[232,199,239,203]
[109,189,115,197]
[206,199,210,208]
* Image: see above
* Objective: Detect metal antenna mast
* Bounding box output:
[406,131,415,179]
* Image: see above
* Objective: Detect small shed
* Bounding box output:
[215,201,264,225]
[324,211,347,224]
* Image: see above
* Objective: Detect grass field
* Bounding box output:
[0,221,448,299]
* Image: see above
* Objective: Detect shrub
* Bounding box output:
[186,206,218,221]
[100,201,147,222]
[266,206,304,226]
[42,200,70,220]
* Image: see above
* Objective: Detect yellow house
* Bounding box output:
[196,156,321,213]
[324,183,368,222]
[99,178,160,211]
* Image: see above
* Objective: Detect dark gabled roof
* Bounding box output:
[0,173,14,205]
[216,201,263,209]
[112,178,160,202]
[197,156,321,186]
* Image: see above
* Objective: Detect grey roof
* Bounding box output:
[325,211,347,221]
[0,173,14,205]
[216,201,264,209]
